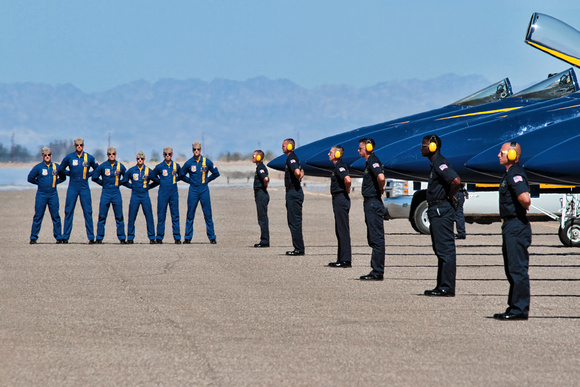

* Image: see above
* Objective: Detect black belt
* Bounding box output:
[363,196,380,202]
[427,199,446,206]
[332,192,347,198]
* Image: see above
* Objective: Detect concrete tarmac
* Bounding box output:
[1,186,578,385]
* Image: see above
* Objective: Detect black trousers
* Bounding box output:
[254,189,269,244]
[363,197,385,275]
[428,201,456,292]
[332,194,351,263]
[455,191,466,236]
[502,218,531,315]
[285,188,304,252]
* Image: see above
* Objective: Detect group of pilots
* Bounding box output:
[29,135,531,321]
[28,138,219,245]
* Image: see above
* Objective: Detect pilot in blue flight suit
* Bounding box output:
[123,151,159,244]
[180,142,220,244]
[493,142,531,321]
[28,147,66,244]
[153,146,184,244]
[58,137,99,244]
[421,134,461,297]
[91,147,127,244]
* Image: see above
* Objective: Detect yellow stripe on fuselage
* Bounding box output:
[548,103,580,112]
[526,41,580,67]
[436,107,522,121]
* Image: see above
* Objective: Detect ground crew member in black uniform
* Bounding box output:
[421,134,461,296]
[493,142,531,321]
[28,147,66,244]
[252,150,270,248]
[282,138,305,255]
[327,145,352,268]
[358,138,385,280]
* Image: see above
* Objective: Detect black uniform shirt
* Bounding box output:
[330,159,350,195]
[285,151,302,191]
[499,163,529,219]
[254,161,269,191]
[361,153,384,198]
[426,153,459,203]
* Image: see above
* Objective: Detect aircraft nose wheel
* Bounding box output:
[558,219,580,247]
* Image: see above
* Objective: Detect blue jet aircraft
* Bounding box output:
[268,13,580,246]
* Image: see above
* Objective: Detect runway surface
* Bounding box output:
[1,186,578,385]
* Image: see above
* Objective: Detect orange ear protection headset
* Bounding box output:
[508,142,517,161]
[365,139,374,152]
[428,135,438,153]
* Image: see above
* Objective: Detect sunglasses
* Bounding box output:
[164,153,172,156]
[193,148,201,151]
[76,144,84,147]
[137,157,144,160]
[107,153,116,156]
[44,154,52,156]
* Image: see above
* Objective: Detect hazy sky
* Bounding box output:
[1,0,580,92]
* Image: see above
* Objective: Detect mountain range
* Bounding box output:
[0,74,491,161]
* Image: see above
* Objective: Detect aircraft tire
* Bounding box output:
[413,201,430,235]
[558,218,580,247]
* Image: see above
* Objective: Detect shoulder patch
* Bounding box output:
[339,167,346,172]
[439,164,448,171]
[513,175,523,183]
[372,162,380,168]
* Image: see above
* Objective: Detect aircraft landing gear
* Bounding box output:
[558,218,580,247]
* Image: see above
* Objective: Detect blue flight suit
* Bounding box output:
[153,160,183,242]
[92,161,127,242]
[123,165,159,242]
[499,163,532,316]
[59,151,98,241]
[28,161,66,242]
[180,155,220,242]
[254,161,270,245]
[285,151,305,253]
[362,153,385,276]
[427,152,459,293]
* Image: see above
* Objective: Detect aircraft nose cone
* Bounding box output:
[349,157,366,172]
[305,151,334,170]
[464,151,505,178]
[523,136,580,185]
[267,154,287,171]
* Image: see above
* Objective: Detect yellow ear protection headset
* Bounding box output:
[508,142,517,161]
[286,142,293,151]
[334,148,342,159]
[256,153,262,162]
[428,135,438,153]
[365,139,374,152]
